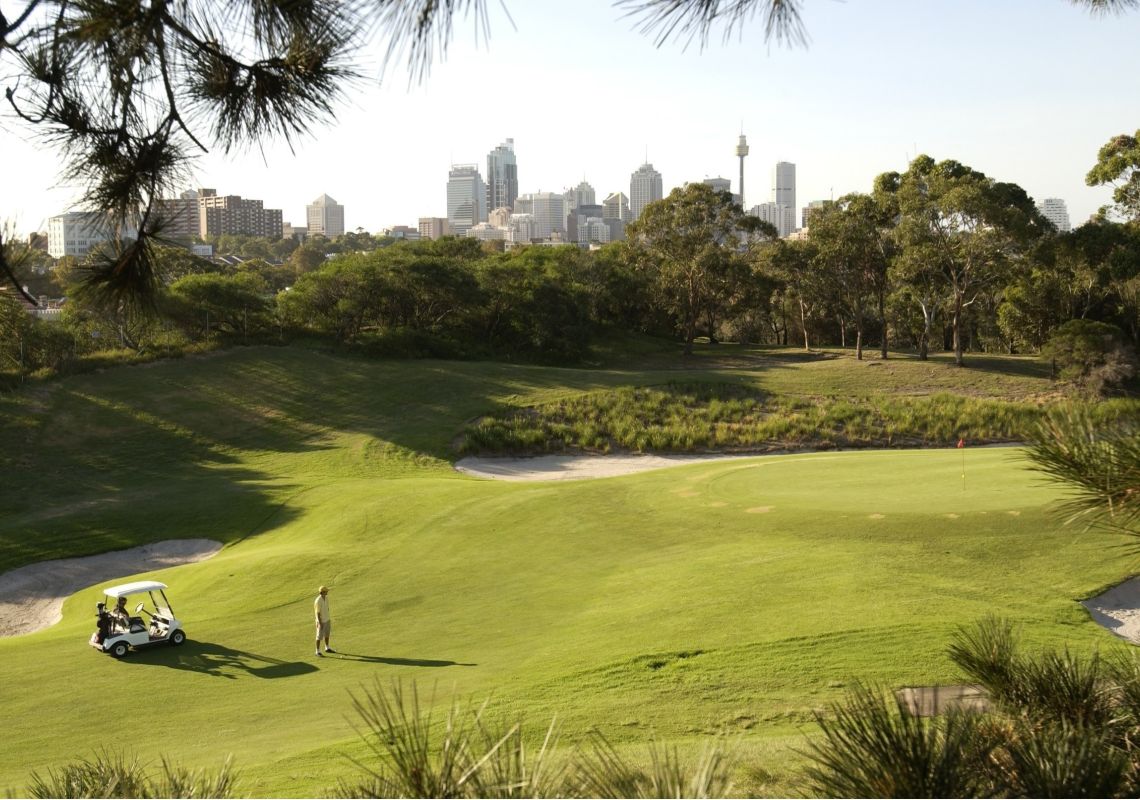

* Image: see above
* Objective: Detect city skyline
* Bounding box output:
[2,1,1138,237]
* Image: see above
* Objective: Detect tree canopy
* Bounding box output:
[1,0,1134,308]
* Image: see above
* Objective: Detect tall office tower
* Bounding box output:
[47,211,139,258]
[447,164,487,237]
[1037,198,1071,232]
[486,139,519,213]
[571,180,595,208]
[197,190,283,238]
[772,162,796,227]
[513,194,534,215]
[630,162,663,220]
[567,203,603,243]
[418,217,451,240]
[531,192,566,240]
[156,190,199,240]
[307,193,345,237]
[603,192,631,221]
[736,134,749,208]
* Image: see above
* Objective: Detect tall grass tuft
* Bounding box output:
[337,679,565,799]
[801,684,995,798]
[26,750,236,798]
[949,617,1116,728]
[571,731,735,799]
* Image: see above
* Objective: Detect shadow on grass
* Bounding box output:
[326,651,476,668]
[124,640,318,679]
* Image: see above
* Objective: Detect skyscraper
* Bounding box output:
[447,164,486,237]
[486,139,518,213]
[1037,198,1071,232]
[531,192,566,240]
[570,180,595,208]
[772,162,796,229]
[307,193,345,237]
[630,162,663,221]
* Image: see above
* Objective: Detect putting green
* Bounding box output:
[0,349,1131,796]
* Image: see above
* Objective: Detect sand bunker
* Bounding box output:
[0,539,221,638]
[1082,578,1140,645]
[455,453,758,482]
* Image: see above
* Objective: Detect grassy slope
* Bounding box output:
[0,345,1134,796]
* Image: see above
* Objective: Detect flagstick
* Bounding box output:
[961,444,966,491]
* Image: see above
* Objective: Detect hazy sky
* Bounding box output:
[2,0,1139,236]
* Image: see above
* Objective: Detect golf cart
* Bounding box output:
[90,580,187,657]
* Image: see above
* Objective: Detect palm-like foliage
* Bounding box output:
[26,750,236,799]
[337,679,736,798]
[1025,405,1140,536]
[805,618,1140,798]
[802,684,997,798]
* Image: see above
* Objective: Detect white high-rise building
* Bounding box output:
[578,217,611,246]
[531,192,566,240]
[306,193,345,237]
[447,164,487,237]
[630,162,663,221]
[570,180,595,208]
[486,139,518,213]
[750,202,797,239]
[1037,198,1071,232]
[47,211,138,259]
[772,162,797,228]
[508,213,536,244]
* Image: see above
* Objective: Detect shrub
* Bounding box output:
[1043,319,1137,394]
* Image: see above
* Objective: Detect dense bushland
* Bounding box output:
[460,382,1138,455]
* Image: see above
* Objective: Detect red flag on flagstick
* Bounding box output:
[957,438,965,448]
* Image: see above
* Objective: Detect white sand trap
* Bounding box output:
[0,539,221,638]
[1083,578,1140,645]
[455,453,759,482]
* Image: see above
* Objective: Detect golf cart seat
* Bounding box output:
[129,618,146,633]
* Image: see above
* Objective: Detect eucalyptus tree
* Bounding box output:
[892,156,1049,366]
[808,193,893,360]
[1087,128,1140,222]
[626,183,763,354]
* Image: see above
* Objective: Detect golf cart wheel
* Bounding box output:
[170,629,186,646]
[110,641,129,658]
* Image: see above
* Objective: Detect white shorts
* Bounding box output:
[316,620,331,639]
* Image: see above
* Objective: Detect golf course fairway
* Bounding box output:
[0,347,1133,796]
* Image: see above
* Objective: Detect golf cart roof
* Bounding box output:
[102,581,168,598]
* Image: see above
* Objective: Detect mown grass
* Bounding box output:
[0,345,1137,796]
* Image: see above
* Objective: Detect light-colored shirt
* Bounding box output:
[314,594,330,623]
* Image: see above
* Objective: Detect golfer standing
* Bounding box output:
[314,585,334,656]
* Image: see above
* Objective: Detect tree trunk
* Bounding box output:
[879,289,888,359]
[952,293,964,366]
[838,316,846,348]
[780,298,788,346]
[799,299,810,350]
